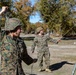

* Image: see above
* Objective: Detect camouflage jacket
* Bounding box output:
[31,34,58,52]
[0,35,17,75]
[0,28,1,46]
[0,25,1,46]
[15,37,33,75]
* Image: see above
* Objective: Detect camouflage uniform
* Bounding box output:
[14,37,34,75]
[0,27,1,46]
[0,18,22,75]
[31,27,58,70]
[0,26,1,42]
[1,35,17,75]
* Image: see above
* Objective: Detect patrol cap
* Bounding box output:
[35,27,43,34]
[4,18,23,31]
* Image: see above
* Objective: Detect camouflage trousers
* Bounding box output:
[37,49,50,69]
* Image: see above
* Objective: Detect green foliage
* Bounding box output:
[14,0,34,31]
[36,0,76,36]
[0,0,12,7]
[0,0,35,32]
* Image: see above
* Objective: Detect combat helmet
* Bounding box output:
[35,27,43,34]
[4,18,23,31]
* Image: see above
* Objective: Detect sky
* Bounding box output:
[29,12,43,24]
[29,0,42,24]
[73,5,76,11]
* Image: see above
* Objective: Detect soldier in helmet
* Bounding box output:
[0,18,22,75]
[1,17,36,75]
[31,26,60,72]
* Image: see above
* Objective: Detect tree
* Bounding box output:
[0,0,35,32]
[0,0,12,7]
[36,0,76,36]
[13,0,35,32]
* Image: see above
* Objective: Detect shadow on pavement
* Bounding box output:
[49,61,74,71]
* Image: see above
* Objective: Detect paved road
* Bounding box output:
[20,33,35,38]
[22,44,76,75]
[0,44,76,64]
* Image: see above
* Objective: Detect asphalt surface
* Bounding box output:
[22,43,76,75]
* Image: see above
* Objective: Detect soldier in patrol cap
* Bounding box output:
[1,18,22,75]
[31,26,60,72]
